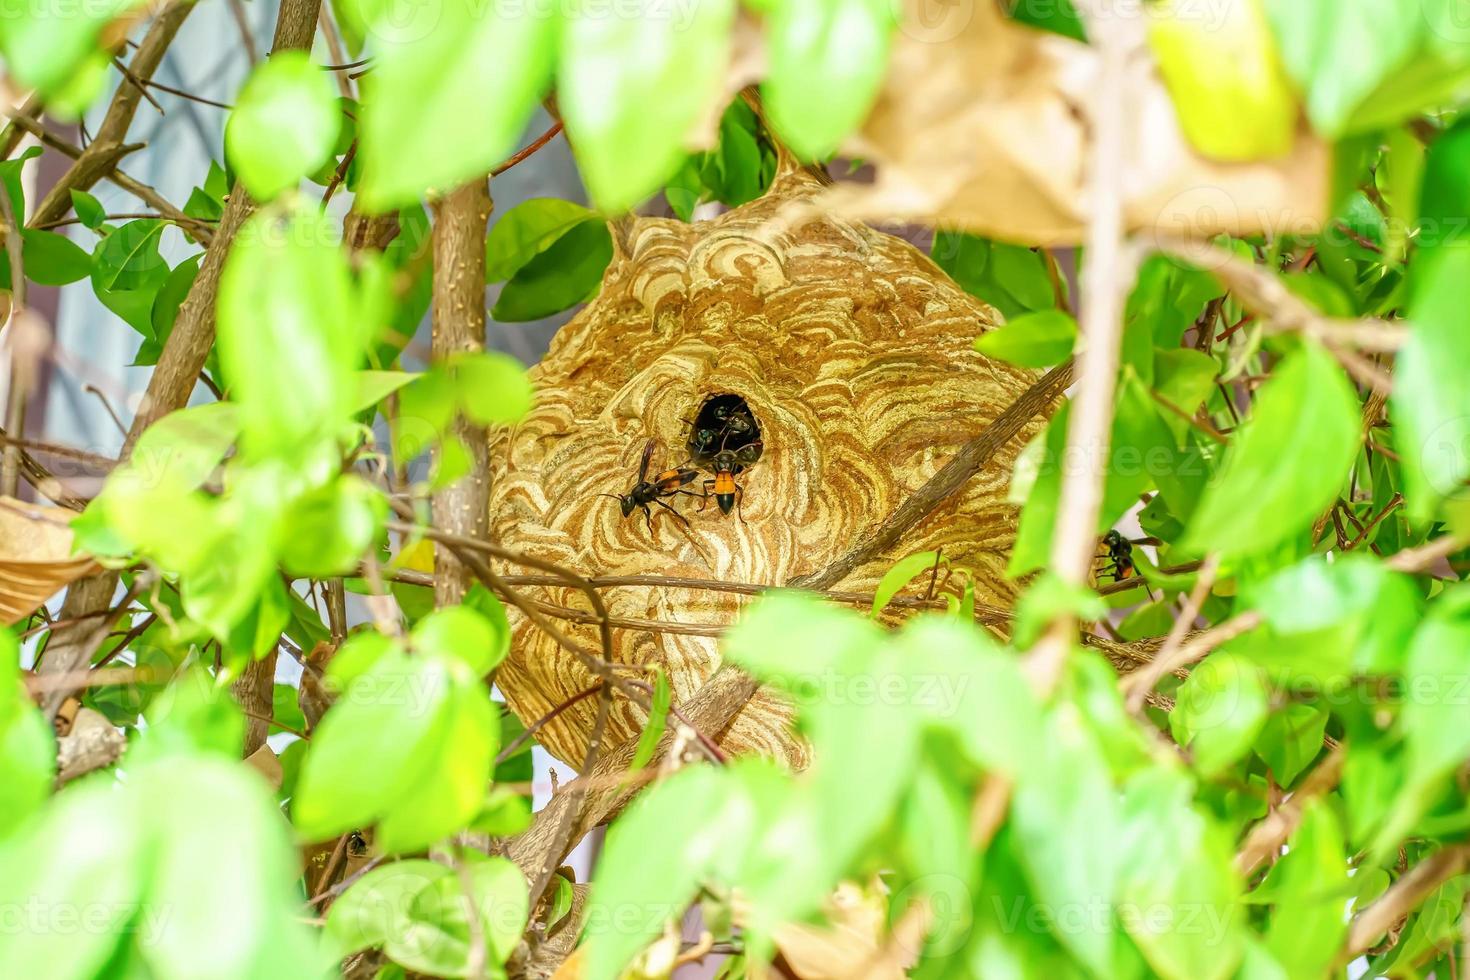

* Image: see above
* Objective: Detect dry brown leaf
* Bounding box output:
[769,881,911,980]
[244,742,283,791]
[0,496,98,625]
[824,0,1329,245]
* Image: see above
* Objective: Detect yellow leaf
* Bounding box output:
[1149,0,1297,161]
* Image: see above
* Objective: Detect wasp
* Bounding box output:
[698,441,763,519]
[1098,530,1156,599]
[600,439,701,531]
[686,407,758,462]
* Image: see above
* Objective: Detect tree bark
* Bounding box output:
[429,179,493,607]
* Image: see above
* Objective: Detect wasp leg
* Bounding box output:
[652,496,693,530]
[638,502,655,534]
[697,479,716,512]
[734,484,746,524]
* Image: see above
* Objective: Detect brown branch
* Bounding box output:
[1160,239,1406,353]
[429,178,492,606]
[1,113,210,242]
[506,665,759,905]
[0,180,28,498]
[1235,742,1346,878]
[1122,554,1220,711]
[787,359,1073,591]
[527,686,611,914]
[491,121,563,177]
[31,3,195,229]
[1342,844,1470,960]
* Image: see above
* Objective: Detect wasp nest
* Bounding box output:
[486,167,1039,768]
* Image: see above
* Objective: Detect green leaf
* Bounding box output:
[1118,769,1246,980]
[1374,591,1470,854]
[396,856,528,974]
[452,352,536,427]
[1148,0,1296,160]
[1394,240,1470,519]
[629,668,671,772]
[870,550,943,617]
[325,860,454,959]
[1254,702,1327,784]
[93,219,167,291]
[559,0,736,211]
[761,0,893,160]
[0,0,147,100]
[1260,802,1349,977]
[351,369,417,414]
[225,51,342,201]
[218,203,361,456]
[6,229,91,287]
[973,310,1077,368]
[484,198,597,281]
[277,476,385,578]
[490,213,612,322]
[69,189,105,229]
[0,652,54,838]
[1264,0,1419,136]
[1240,555,1419,682]
[1180,343,1360,558]
[357,0,556,210]
[412,605,506,676]
[294,646,454,840]
[1169,653,1268,778]
[1011,702,1121,975]
[146,255,202,363]
[585,764,752,980]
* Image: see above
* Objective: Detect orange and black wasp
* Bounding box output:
[1098,530,1156,599]
[600,439,701,531]
[698,441,764,519]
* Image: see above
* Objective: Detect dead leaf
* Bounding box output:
[244,742,283,791]
[823,0,1329,245]
[769,881,909,980]
[0,496,98,625]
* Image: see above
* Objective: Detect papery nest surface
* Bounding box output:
[487,167,1040,768]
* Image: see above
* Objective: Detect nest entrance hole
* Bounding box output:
[685,393,763,472]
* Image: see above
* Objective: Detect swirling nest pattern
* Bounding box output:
[486,169,1040,769]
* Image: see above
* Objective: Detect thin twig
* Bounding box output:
[1025,1,1135,693]
[1235,743,1346,877]
[527,686,611,912]
[1,181,28,498]
[491,121,564,177]
[1342,844,1470,960]
[1122,554,1219,711]
[788,360,1073,591]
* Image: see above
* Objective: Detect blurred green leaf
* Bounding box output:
[629,668,670,772]
[452,352,535,427]
[357,0,555,210]
[225,52,341,200]
[0,647,54,838]
[277,476,384,578]
[1395,240,1470,519]
[1170,653,1268,778]
[0,0,146,101]
[761,0,892,160]
[1259,802,1348,977]
[1149,0,1296,159]
[218,203,361,456]
[560,0,736,210]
